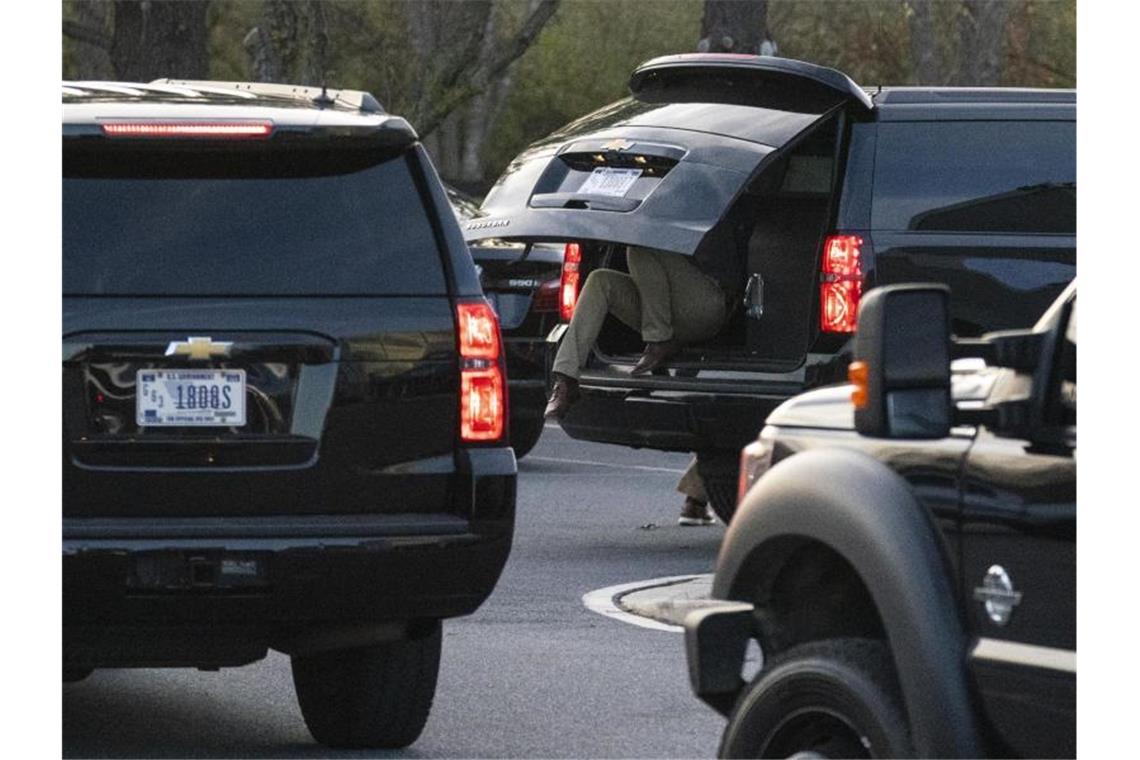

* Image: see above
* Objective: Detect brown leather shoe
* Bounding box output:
[678,497,716,526]
[631,339,680,375]
[544,372,580,420]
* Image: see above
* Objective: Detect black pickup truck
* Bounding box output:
[685,282,1076,758]
[62,79,516,749]
[464,54,1075,522]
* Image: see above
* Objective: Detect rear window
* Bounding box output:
[871,121,1075,234]
[64,145,447,295]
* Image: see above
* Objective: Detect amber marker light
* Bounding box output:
[848,360,869,409]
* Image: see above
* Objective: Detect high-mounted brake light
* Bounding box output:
[100,121,274,139]
[820,234,864,334]
[560,242,582,322]
[457,301,505,442]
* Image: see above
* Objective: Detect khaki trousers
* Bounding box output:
[551,247,727,380]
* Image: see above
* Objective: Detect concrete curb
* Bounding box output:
[614,574,716,629]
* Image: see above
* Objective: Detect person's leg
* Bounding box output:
[550,268,641,380]
[658,252,728,344]
[676,456,715,526]
[626,246,674,342]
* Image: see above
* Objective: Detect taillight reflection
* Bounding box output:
[456,301,505,442]
[820,234,864,334]
[560,242,582,322]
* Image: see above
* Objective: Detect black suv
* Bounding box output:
[464,54,1075,521]
[686,282,1076,758]
[62,79,516,749]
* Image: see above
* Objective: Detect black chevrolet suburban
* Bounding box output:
[464,54,1075,522]
[686,282,1076,758]
[62,79,516,749]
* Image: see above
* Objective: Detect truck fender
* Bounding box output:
[714,448,981,758]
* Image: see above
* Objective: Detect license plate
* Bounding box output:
[136,369,246,427]
[578,167,642,197]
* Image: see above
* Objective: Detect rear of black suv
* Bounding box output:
[464,54,1074,520]
[62,80,515,749]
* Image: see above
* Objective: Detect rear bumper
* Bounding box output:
[559,382,794,452]
[63,448,516,668]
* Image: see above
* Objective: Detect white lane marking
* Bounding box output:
[527,456,686,474]
[582,575,703,633]
[972,638,1077,673]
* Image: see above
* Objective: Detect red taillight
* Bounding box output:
[820,234,864,333]
[532,278,561,312]
[560,242,582,322]
[100,121,274,139]
[457,301,500,360]
[457,301,505,442]
[461,368,505,441]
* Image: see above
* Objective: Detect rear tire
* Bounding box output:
[696,450,739,524]
[510,413,545,459]
[719,638,912,759]
[291,621,442,749]
[63,667,93,683]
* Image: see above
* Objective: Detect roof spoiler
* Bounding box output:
[152,79,386,114]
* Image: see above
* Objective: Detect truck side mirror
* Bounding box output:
[850,285,951,439]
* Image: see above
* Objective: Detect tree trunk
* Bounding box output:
[906,0,941,84]
[698,0,774,55]
[955,0,1014,85]
[110,0,211,81]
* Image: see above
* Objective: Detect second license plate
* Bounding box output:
[137,369,246,427]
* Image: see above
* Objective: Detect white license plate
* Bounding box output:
[136,369,246,427]
[578,167,642,197]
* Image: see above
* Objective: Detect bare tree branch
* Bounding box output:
[416,0,561,137]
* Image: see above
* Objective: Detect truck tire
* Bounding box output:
[291,621,442,749]
[510,414,544,459]
[696,450,739,524]
[719,638,913,759]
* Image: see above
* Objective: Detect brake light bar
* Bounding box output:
[100,121,274,139]
[820,234,864,334]
[456,301,505,442]
[560,242,582,322]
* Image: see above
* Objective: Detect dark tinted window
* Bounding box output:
[64,146,447,295]
[872,121,1075,233]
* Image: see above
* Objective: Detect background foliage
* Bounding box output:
[63,0,1076,194]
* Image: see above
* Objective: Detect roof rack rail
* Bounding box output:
[151,79,386,114]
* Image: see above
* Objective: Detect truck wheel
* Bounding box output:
[719,638,913,759]
[696,450,739,524]
[510,413,545,459]
[291,621,442,749]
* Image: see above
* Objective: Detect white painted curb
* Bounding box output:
[581,575,703,633]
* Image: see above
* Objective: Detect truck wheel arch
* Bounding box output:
[714,448,981,758]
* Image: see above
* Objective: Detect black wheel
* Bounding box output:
[696,450,739,524]
[291,621,442,749]
[719,639,913,759]
[510,412,545,460]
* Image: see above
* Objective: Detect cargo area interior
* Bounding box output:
[590,115,840,373]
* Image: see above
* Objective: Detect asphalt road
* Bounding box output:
[62,426,729,758]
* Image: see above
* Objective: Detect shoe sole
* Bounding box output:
[677,517,716,526]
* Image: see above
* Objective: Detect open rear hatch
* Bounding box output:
[464,55,870,255]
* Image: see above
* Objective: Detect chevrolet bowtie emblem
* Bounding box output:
[165,336,233,360]
[601,138,634,151]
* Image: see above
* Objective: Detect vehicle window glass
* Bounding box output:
[1053,300,1076,423]
[64,146,447,295]
[872,121,1075,234]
